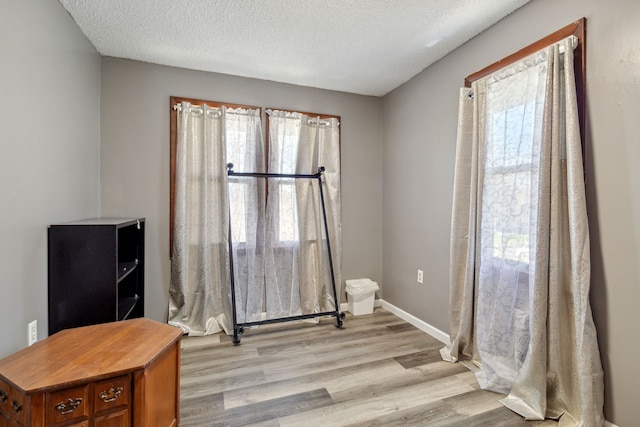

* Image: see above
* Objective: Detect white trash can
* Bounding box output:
[345,278,380,316]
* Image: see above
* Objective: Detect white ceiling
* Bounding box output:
[59,0,530,97]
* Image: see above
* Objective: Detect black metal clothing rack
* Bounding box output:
[226,163,344,344]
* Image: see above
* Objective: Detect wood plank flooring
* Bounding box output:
[179,309,558,426]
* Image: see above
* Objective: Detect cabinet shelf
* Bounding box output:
[118,295,140,321]
[118,259,139,282]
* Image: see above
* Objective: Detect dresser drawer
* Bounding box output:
[0,378,29,426]
[47,384,89,425]
[0,378,11,418]
[94,375,130,414]
[95,407,129,427]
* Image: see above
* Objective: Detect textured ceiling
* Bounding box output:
[59,0,530,96]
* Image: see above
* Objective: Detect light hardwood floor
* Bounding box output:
[179,309,558,426]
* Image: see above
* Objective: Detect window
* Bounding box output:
[169,97,340,253]
[483,76,545,266]
[486,103,536,264]
[467,19,586,268]
[264,109,341,247]
[269,121,299,243]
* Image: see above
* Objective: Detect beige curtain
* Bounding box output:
[169,103,263,335]
[442,37,604,426]
[265,110,342,318]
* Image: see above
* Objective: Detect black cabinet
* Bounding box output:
[48,218,145,335]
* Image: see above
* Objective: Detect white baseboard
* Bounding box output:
[341,299,449,344]
[604,421,618,427]
[379,299,451,345]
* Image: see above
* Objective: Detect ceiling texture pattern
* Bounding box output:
[59,0,530,96]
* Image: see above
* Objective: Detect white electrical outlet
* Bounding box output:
[28,320,37,346]
[417,269,424,284]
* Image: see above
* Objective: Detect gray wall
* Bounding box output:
[0,0,101,357]
[381,0,640,425]
[99,58,383,323]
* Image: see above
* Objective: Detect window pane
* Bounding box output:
[482,59,547,266]
[269,115,300,242]
[486,103,536,264]
[278,181,299,242]
[228,182,247,243]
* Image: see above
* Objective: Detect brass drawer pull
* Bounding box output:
[54,397,83,415]
[11,399,22,414]
[0,389,7,403]
[99,386,123,403]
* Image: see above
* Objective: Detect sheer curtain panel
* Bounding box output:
[226,109,266,324]
[442,37,604,426]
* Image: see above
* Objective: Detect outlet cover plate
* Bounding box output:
[28,320,37,346]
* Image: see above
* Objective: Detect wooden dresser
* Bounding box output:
[0,318,182,427]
